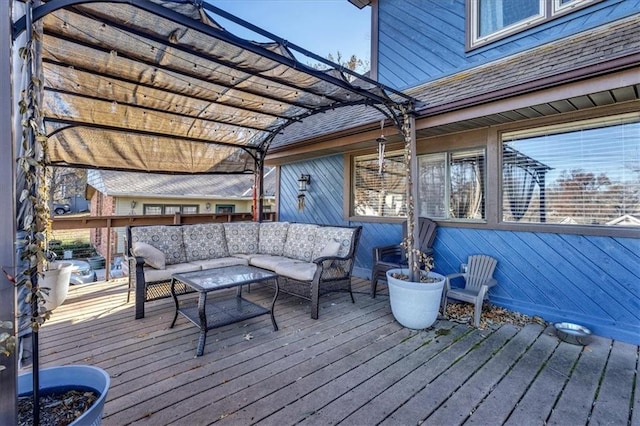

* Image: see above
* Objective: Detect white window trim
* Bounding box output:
[469,0,546,48]
[552,0,591,15]
[467,0,599,50]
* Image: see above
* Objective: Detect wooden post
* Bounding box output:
[0,0,18,423]
[409,114,420,278]
[105,218,112,281]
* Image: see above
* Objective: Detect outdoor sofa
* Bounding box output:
[124,222,362,320]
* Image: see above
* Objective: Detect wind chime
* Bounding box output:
[376,119,387,175]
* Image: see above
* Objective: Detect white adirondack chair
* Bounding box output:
[443,255,498,327]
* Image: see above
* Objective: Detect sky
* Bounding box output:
[208,0,372,67]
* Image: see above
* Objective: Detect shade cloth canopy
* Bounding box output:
[14,0,413,175]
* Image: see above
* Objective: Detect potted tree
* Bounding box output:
[386,257,445,329]
[385,108,445,329]
[2,22,111,425]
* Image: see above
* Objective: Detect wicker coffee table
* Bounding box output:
[170,265,279,356]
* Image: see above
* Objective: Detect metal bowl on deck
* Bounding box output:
[554,322,592,346]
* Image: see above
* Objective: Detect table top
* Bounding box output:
[172,265,277,292]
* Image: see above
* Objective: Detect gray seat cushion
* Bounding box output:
[189,257,248,270]
[144,262,200,282]
[250,254,296,271]
[276,261,318,282]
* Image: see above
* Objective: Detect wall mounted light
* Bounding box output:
[130,200,137,209]
[297,174,311,192]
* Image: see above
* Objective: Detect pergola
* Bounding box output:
[1,0,417,421]
[14,0,414,212]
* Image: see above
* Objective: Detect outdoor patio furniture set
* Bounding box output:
[125,222,362,321]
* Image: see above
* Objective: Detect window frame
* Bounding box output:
[466,0,600,51]
[417,148,488,222]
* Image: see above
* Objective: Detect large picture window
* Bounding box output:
[502,114,640,226]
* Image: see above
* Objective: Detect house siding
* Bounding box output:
[279,155,639,344]
[377,0,640,89]
[434,228,640,344]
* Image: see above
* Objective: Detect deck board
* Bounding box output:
[590,340,638,425]
[31,278,637,425]
[504,333,583,425]
[431,323,547,425]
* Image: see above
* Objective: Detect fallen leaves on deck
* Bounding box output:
[444,302,546,330]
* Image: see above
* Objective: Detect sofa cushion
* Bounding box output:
[130,225,185,265]
[183,223,229,262]
[143,262,200,283]
[132,242,166,270]
[223,222,260,255]
[283,223,319,262]
[312,226,356,259]
[275,261,318,282]
[314,239,341,261]
[249,254,295,271]
[232,253,255,262]
[189,257,247,270]
[258,222,290,256]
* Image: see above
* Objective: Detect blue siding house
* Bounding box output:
[268,0,640,344]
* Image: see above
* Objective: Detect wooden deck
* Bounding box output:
[33,278,639,425]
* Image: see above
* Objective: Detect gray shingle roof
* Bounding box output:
[271,15,640,149]
[87,168,276,198]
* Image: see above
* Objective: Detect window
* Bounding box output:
[468,0,598,49]
[477,0,542,38]
[216,204,235,214]
[182,205,199,214]
[164,205,181,215]
[143,204,199,215]
[353,151,406,217]
[418,149,486,220]
[502,114,640,226]
[143,205,163,215]
[352,148,486,221]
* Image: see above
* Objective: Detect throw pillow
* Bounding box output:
[132,242,166,270]
[314,239,341,261]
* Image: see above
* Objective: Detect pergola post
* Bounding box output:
[0,0,18,423]
[255,154,265,222]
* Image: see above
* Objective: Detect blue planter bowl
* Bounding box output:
[18,365,110,426]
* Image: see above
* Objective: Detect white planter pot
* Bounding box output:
[386,268,445,329]
[18,365,110,426]
[42,262,73,311]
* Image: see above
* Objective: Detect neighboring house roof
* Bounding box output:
[87,168,276,199]
[270,15,640,150]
